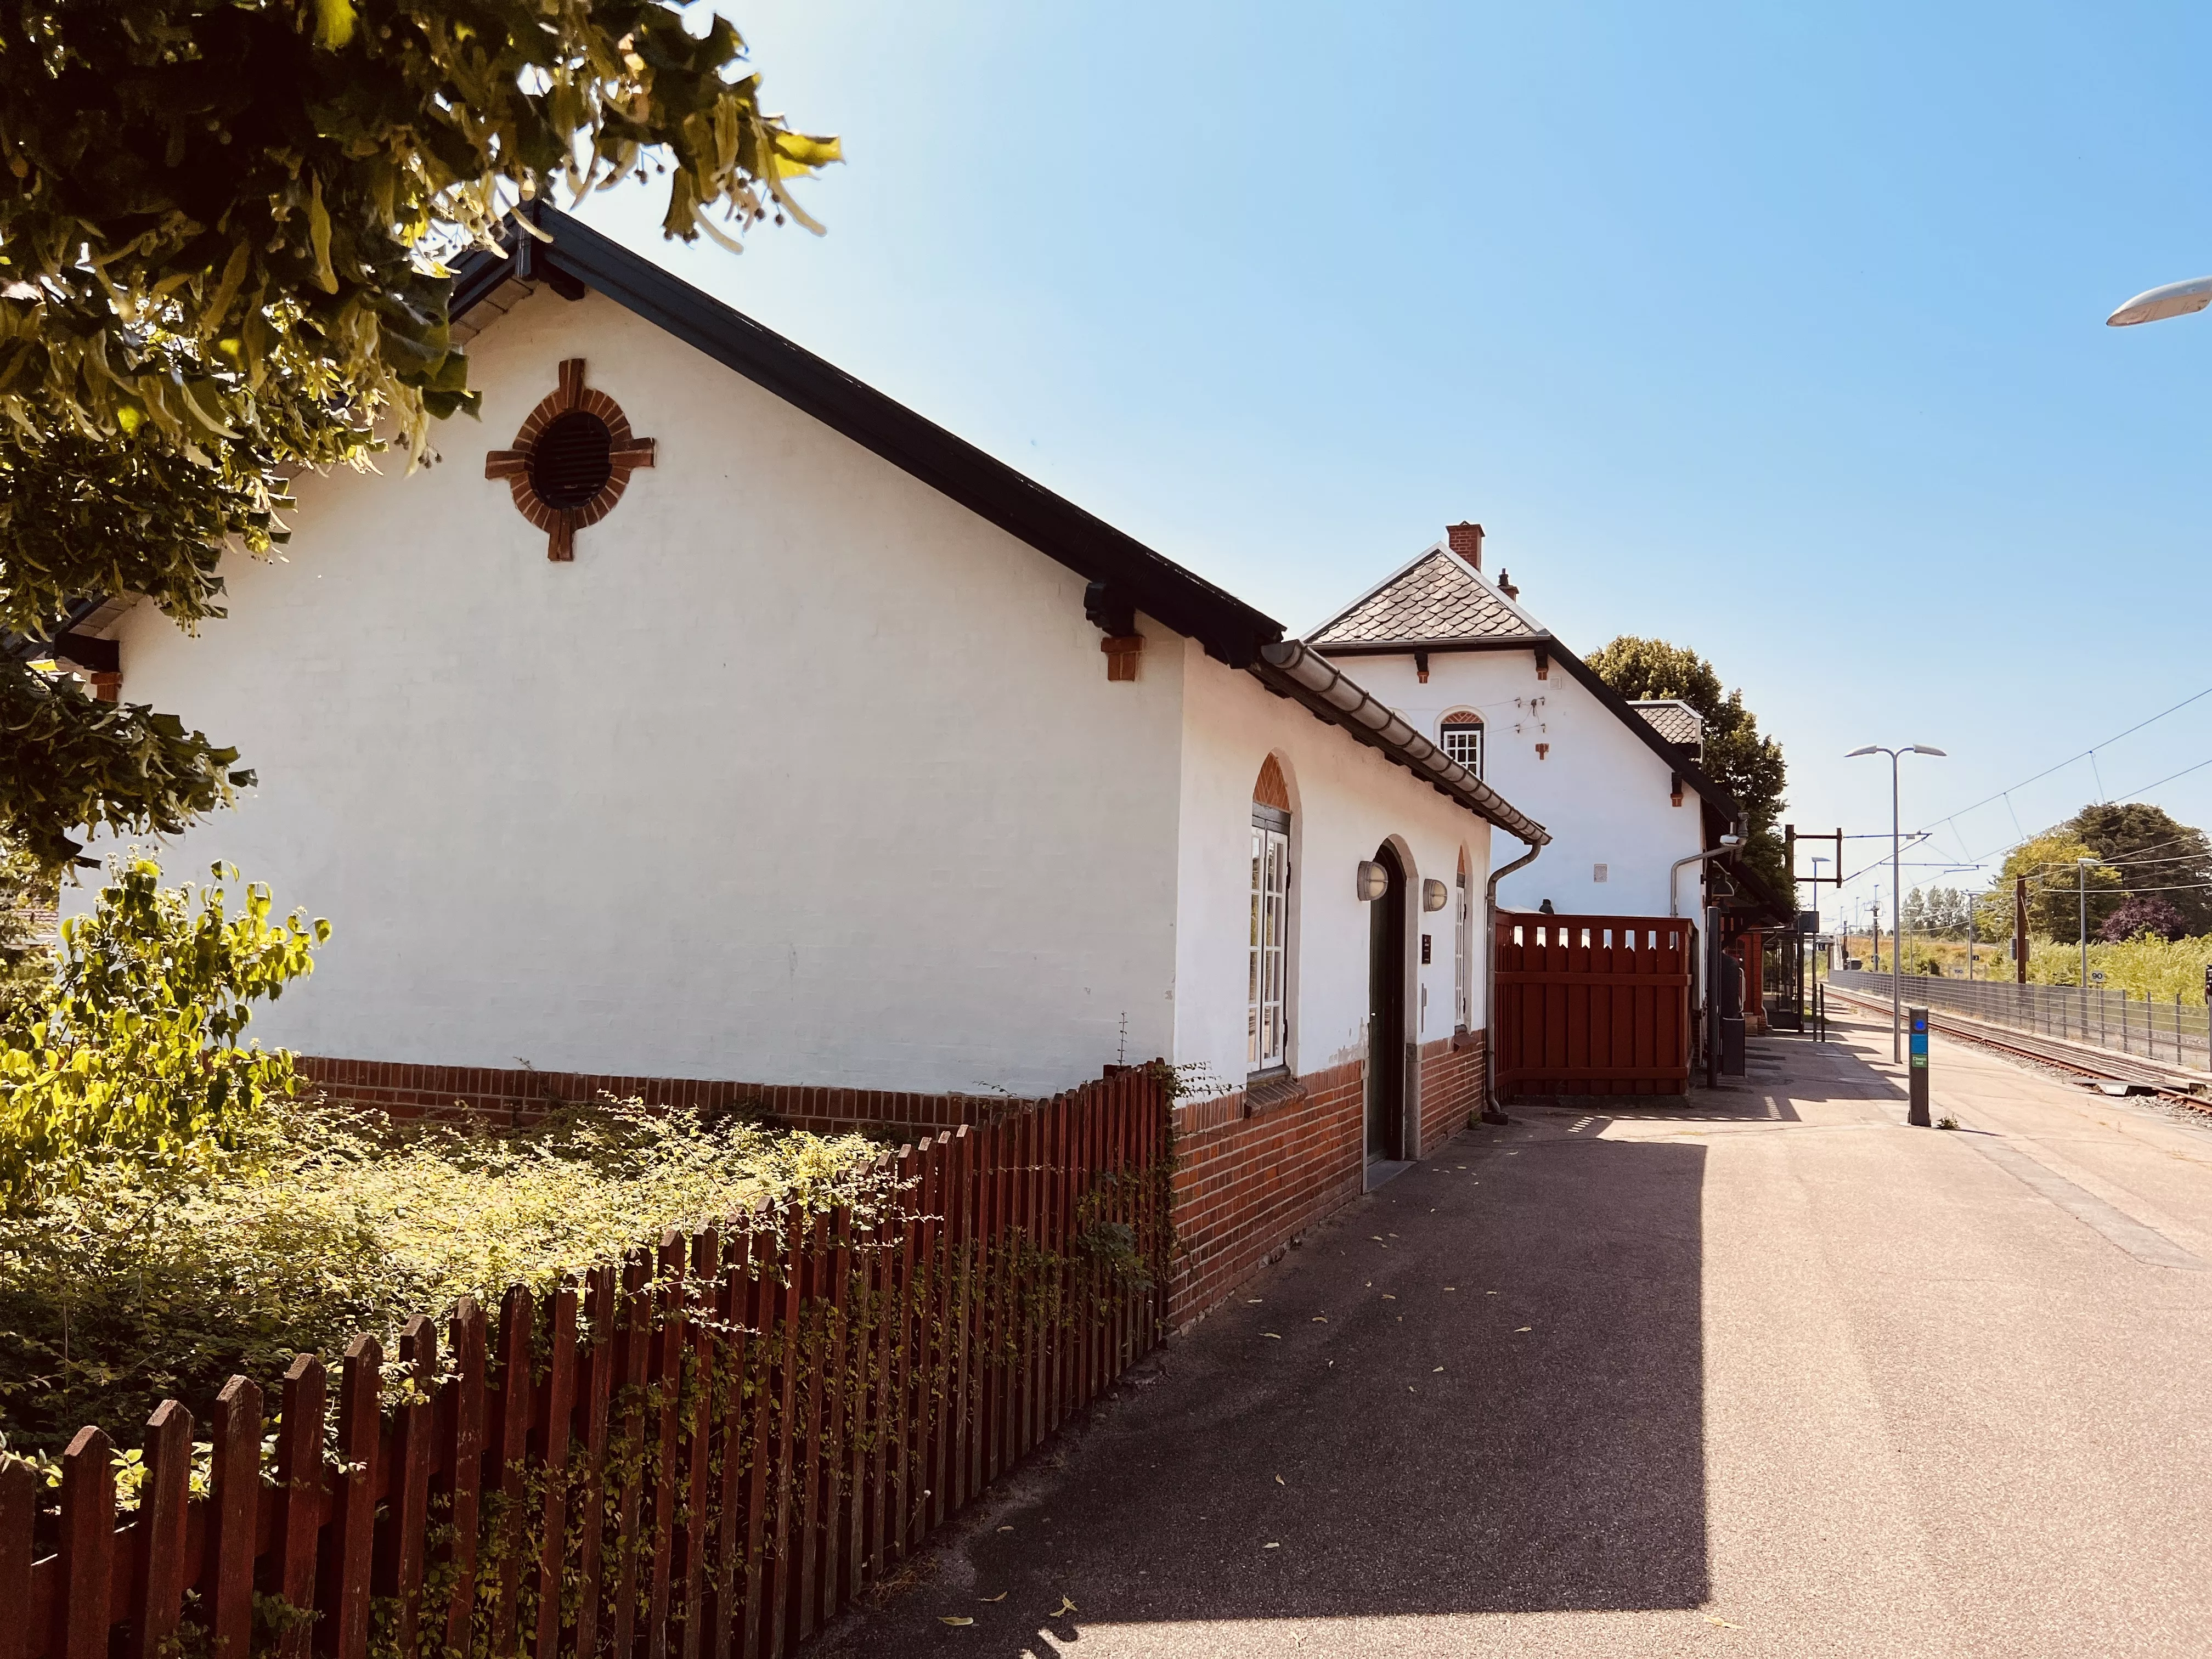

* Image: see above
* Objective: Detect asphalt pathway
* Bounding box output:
[819,1014,2212,1657]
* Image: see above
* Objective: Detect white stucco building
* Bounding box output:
[1310,526,1743,922]
[54,206,1548,1186]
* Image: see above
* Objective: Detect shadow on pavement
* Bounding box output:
[828,1112,1713,1654]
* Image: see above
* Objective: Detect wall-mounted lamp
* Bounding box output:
[1356,861,1390,902]
[1422,878,1449,913]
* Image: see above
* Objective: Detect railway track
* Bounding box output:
[1822,985,2212,1118]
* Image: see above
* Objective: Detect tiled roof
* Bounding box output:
[1310,548,1539,646]
[1630,699,1705,750]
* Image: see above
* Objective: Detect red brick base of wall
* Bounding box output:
[295,1055,1013,1139]
[302,1034,1493,1336]
[1166,1058,1367,1328]
[1417,1029,1486,1155]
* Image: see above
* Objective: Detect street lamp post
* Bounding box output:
[2078,855,2101,1034]
[1809,855,1830,1026]
[1848,743,1948,1062]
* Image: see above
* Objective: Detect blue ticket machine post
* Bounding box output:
[1906,1005,1931,1127]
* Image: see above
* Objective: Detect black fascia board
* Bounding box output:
[1315,631,1745,822]
[453,206,1283,668]
[3,595,105,666]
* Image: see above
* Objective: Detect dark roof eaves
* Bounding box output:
[453,208,1282,667]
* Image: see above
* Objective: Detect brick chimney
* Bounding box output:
[1497,569,1520,600]
[1446,521,1483,569]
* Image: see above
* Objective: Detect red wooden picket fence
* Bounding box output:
[3,1065,1171,1659]
[1493,914,1694,1096]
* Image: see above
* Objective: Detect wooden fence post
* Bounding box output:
[680,1232,717,1659]
[647,1232,686,1659]
[131,1401,191,1659]
[534,1281,579,1659]
[388,1318,437,1659]
[613,1251,651,1659]
[57,1426,114,1659]
[489,1289,534,1658]
[208,1378,263,1659]
[440,1299,488,1658]
[274,1356,325,1659]
[574,1268,617,1659]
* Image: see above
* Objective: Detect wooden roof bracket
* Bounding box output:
[1533,644,1550,680]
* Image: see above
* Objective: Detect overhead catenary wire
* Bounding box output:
[1912,681,2212,834]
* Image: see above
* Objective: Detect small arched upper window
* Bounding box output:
[1441,712,1483,777]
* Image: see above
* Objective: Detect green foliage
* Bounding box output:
[0,1094,884,1457]
[0,1,838,874]
[2016,931,2212,1000]
[0,836,53,1024]
[0,0,840,455]
[1585,635,1790,895]
[1973,832,2123,946]
[2062,802,2212,935]
[0,855,324,1211]
[1902,886,1972,939]
[0,668,255,871]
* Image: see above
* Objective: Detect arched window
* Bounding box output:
[1441,711,1483,777]
[1250,755,1293,1074]
[1454,847,1473,1031]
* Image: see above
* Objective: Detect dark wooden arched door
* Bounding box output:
[1367,842,1407,1161]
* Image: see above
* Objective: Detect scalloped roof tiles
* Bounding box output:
[1310,550,1539,646]
[1630,700,1706,750]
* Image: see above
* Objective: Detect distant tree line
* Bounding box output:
[1900,802,2212,948]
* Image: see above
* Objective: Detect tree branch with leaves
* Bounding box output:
[0,0,838,870]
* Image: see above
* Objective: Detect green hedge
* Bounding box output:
[0,1093,883,1462]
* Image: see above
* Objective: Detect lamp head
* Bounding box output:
[1719,833,1743,847]
[1844,746,1880,758]
[1908,744,1947,757]
[2108,275,2212,326]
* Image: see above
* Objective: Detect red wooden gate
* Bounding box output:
[1494,913,1693,1096]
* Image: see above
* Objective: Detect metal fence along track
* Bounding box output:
[1825,975,2212,1110]
[1827,970,2212,1074]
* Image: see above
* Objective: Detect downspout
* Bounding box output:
[1671,835,1743,1087]
[1480,838,1544,1125]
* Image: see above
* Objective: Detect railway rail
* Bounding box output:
[1821,983,2212,1119]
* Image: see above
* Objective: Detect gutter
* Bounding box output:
[1251,640,1551,846]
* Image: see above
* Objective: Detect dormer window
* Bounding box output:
[1440,713,1483,777]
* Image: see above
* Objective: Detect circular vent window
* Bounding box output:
[529,410,614,508]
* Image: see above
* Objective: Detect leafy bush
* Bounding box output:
[0,1094,884,1459]
[0,856,324,1212]
[2015,933,2212,1001]
[0,836,52,1026]
[2097,895,2187,944]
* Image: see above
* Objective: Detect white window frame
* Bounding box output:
[1441,717,1483,778]
[1249,805,1291,1074]
[1454,862,1472,1030]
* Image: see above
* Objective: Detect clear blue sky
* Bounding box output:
[580,1,2212,928]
